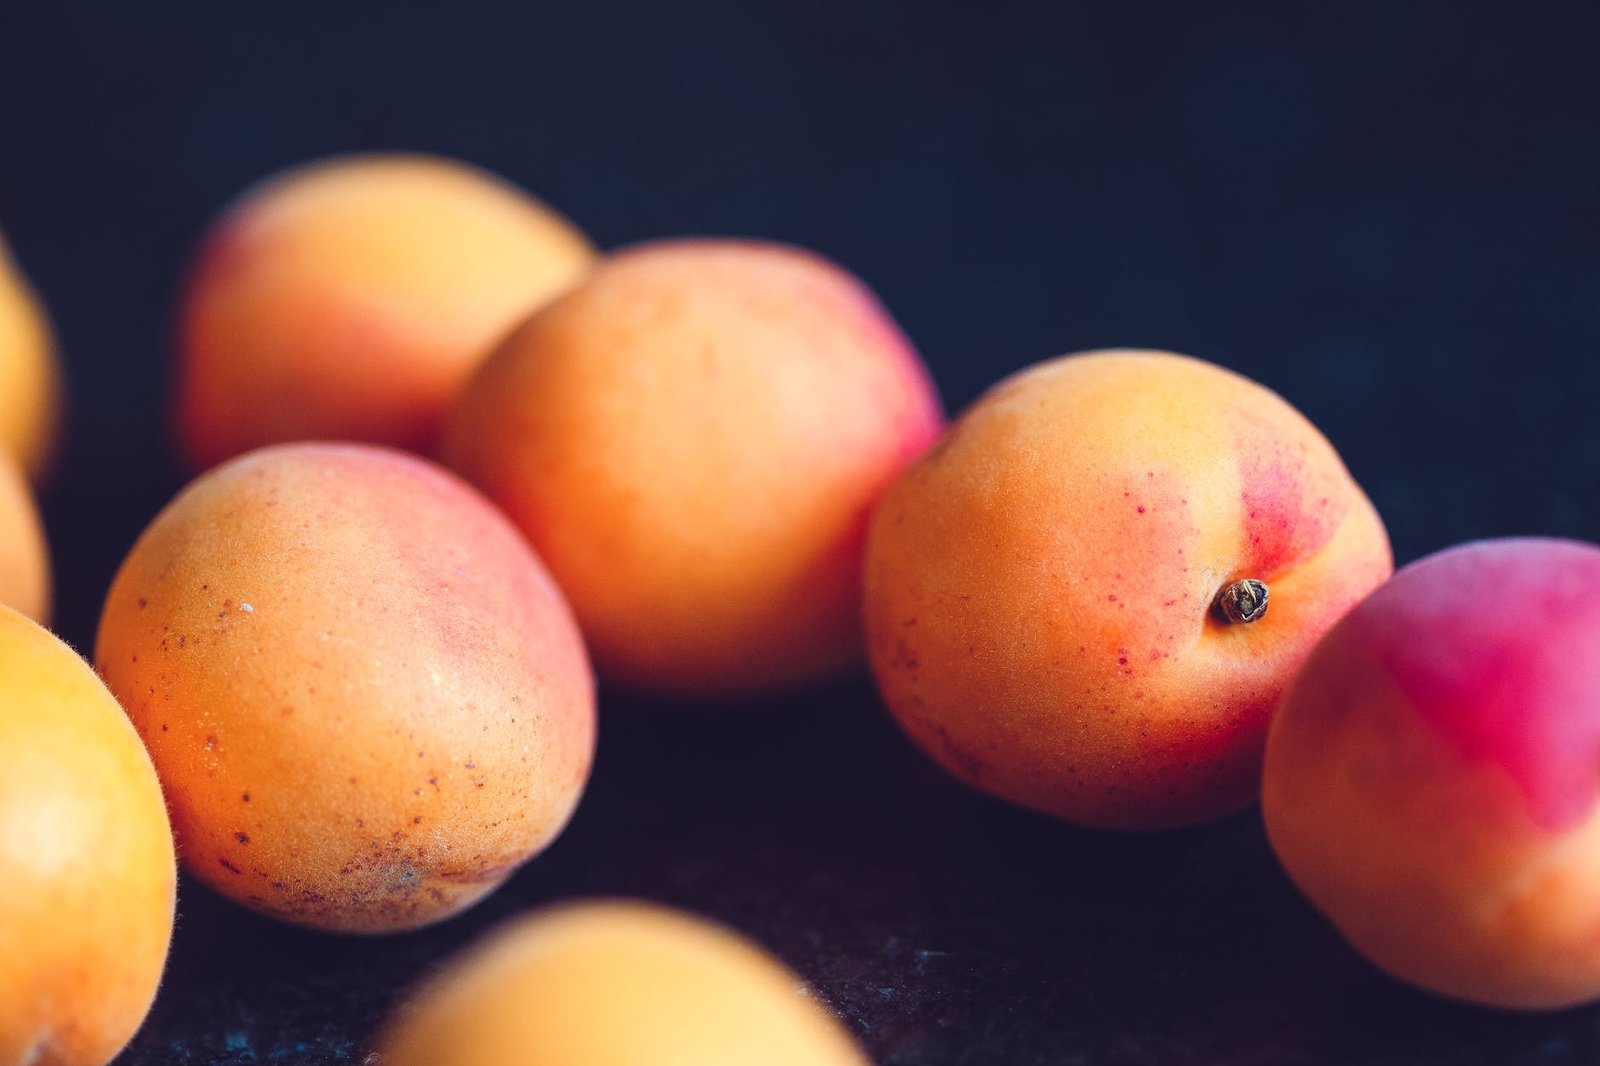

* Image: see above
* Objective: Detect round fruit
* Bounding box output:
[444,238,943,696]
[1265,537,1600,1009]
[95,443,595,932]
[865,349,1392,829]
[0,454,48,622]
[176,153,595,468]
[377,900,870,1066]
[0,230,60,479]
[0,605,175,1066]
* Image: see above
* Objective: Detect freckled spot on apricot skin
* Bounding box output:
[235,832,249,844]
[242,792,250,802]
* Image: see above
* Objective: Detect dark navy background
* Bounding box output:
[3,3,1598,1062]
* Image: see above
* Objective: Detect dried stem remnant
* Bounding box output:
[1215,578,1269,624]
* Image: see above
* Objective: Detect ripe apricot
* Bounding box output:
[443,239,943,696]
[0,605,175,1066]
[95,443,595,932]
[0,230,60,479]
[864,350,1392,830]
[175,154,595,468]
[1265,538,1600,1009]
[0,455,48,623]
[377,900,870,1066]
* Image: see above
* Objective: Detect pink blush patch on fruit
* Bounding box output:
[1358,537,1600,834]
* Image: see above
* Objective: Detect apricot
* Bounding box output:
[0,455,48,623]
[175,154,595,468]
[0,230,60,479]
[443,239,943,696]
[1264,538,1600,1009]
[0,605,175,1066]
[377,900,870,1066]
[864,350,1392,830]
[95,443,595,933]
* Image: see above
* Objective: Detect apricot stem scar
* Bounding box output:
[1215,579,1269,624]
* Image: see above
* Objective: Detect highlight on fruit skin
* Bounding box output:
[376,899,872,1066]
[0,453,49,623]
[443,237,944,698]
[175,152,596,469]
[94,442,596,933]
[0,604,176,1066]
[863,349,1393,830]
[0,229,62,480]
[1264,537,1600,1010]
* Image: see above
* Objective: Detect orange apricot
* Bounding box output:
[443,238,943,697]
[0,455,48,623]
[864,350,1392,830]
[0,605,175,1066]
[175,154,595,469]
[1265,538,1600,1009]
[95,443,595,932]
[377,900,870,1066]
[0,230,61,479]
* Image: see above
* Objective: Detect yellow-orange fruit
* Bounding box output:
[1265,538,1600,1009]
[176,154,595,469]
[0,605,176,1066]
[95,443,595,932]
[865,350,1392,830]
[377,900,871,1066]
[0,455,48,623]
[0,231,61,479]
[443,239,944,697]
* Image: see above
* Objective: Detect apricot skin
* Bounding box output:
[443,238,944,697]
[175,154,595,469]
[0,232,61,479]
[864,350,1392,830]
[377,900,870,1066]
[0,456,49,623]
[1264,538,1600,1009]
[95,443,595,933]
[0,606,176,1066]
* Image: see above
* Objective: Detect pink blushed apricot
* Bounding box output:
[1265,537,1600,1009]
[864,350,1392,829]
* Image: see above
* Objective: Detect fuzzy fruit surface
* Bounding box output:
[0,231,60,479]
[176,154,594,468]
[865,349,1392,830]
[378,900,870,1066]
[95,443,595,933]
[0,455,48,623]
[445,238,943,697]
[1265,537,1600,1009]
[0,606,176,1066]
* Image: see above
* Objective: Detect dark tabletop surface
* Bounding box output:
[3,2,1600,1062]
